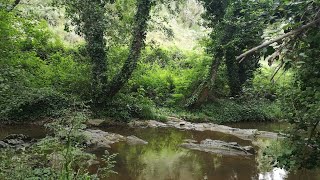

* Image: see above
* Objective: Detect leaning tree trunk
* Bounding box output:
[185,23,235,108]
[185,49,223,108]
[104,0,153,99]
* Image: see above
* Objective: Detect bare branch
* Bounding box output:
[270,60,284,81]
[266,49,280,66]
[237,18,320,63]
[7,0,21,12]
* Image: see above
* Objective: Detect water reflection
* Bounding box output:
[103,128,259,180]
[259,168,287,180]
[0,124,47,139]
[1,123,320,179]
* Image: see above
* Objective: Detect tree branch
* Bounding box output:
[7,0,21,12]
[237,18,320,63]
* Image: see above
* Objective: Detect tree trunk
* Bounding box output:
[104,0,153,99]
[86,30,106,106]
[185,49,223,108]
[83,1,108,107]
[225,49,241,97]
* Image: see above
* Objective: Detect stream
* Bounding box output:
[1,122,319,180]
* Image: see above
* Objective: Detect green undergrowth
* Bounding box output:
[156,99,283,124]
[0,110,117,179]
[93,92,167,123]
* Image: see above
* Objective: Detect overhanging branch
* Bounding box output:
[237,18,320,63]
[7,0,21,12]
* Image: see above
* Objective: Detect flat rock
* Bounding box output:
[87,119,106,126]
[130,119,283,141]
[243,146,255,154]
[255,131,283,139]
[128,120,149,127]
[126,135,148,145]
[147,120,168,128]
[184,139,198,143]
[181,139,253,156]
[83,129,125,148]
[0,134,33,149]
[167,116,181,122]
[0,141,8,148]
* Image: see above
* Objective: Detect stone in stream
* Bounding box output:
[0,141,8,148]
[243,145,255,154]
[129,119,284,141]
[181,139,254,156]
[0,134,33,149]
[83,129,126,148]
[126,135,148,145]
[179,122,186,126]
[128,120,148,127]
[147,120,168,128]
[83,129,148,148]
[184,139,198,143]
[87,119,106,127]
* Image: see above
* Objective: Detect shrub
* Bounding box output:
[0,110,117,179]
[0,64,69,122]
[163,99,283,124]
[128,46,212,106]
[97,92,161,122]
[0,88,69,122]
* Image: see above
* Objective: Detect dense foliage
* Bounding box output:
[0,0,319,173]
[259,0,320,170]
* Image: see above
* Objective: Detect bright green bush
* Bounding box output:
[97,92,162,122]
[0,9,92,122]
[128,46,211,106]
[244,64,294,99]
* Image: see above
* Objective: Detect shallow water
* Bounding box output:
[226,121,292,133]
[0,124,47,139]
[100,127,320,180]
[0,122,319,180]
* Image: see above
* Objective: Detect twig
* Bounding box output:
[270,61,284,81]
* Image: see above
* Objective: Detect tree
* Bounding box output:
[103,0,154,99]
[237,0,320,170]
[58,0,154,107]
[186,0,270,107]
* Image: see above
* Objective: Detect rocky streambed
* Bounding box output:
[127,118,285,141]
[83,127,256,157]
[80,118,286,157]
[0,118,284,157]
[1,120,319,180]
